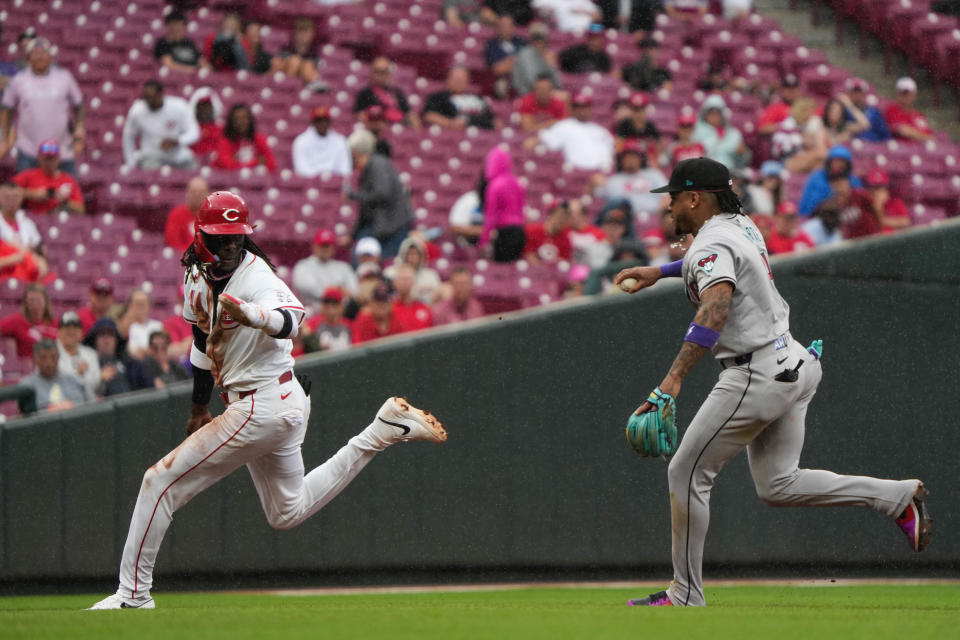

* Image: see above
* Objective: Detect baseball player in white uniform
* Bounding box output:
[614,158,931,608]
[89,192,447,610]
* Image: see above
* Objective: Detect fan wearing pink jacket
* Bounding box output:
[480,146,526,262]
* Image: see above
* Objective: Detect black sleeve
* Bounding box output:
[396,89,410,113]
[268,308,294,339]
[153,39,170,60]
[353,87,375,113]
[599,53,612,73]
[558,46,577,72]
[192,367,214,405]
[192,323,208,354]
[422,91,456,118]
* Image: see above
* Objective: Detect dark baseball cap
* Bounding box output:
[650,157,733,193]
[59,311,82,328]
[91,277,114,294]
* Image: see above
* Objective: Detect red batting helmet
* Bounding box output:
[196,191,254,235]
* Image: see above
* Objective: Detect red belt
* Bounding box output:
[222,370,293,405]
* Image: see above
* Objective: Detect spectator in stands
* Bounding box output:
[444,0,486,27]
[0,37,85,175]
[0,25,18,95]
[162,283,193,362]
[204,12,248,72]
[844,78,889,143]
[353,57,420,129]
[664,0,709,20]
[822,94,869,147]
[485,14,527,98]
[641,209,687,267]
[292,106,352,178]
[566,197,607,267]
[558,24,613,74]
[480,145,527,262]
[302,286,352,352]
[449,171,486,245]
[385,236,442,304]
[692,95,751,170]
[389,263,433,331]
[621,37,672,93]
[164,177,208,254]
[89,318,153,396]
[212,103,277,172]
[746,160,784,216]
[346,130,413,260]
[116,289,163,360]
[13,140,85,215]
[533,0,601,34]
[352,281,409,343]
[272,17,323,90]
[122,80,199,170]
[154,11,208,74]
[665,112,705,167]
[798,145,861,216]
[21,339,89,412]
[723,0,753,18]
[241,21,274,75]
[77,277,117,335]
[884,77,933,143]
[510,22,560,96]
[517,73,567,133]
[589,203,631,268]
[0,180,48,276]
[0,283,58,358]
[141,330,190,388]
[422,66,498,130]
[766,201,815,255]
[841,168,911,239]
[432,267,486,325]
[293,228,358,308]
[803,193,845,247]
[484,0,536,25]
[56,310,99,397]
[594,140,668,220]
[362,106,393,157]
[0,238,41,283]
[773,96,829,174]
[757,73,801,136]
[696,60,732,95]
[189,88,224,163]
[614,93,660,147]
[535,91,615,172]
[523,198,572,265]
[354,236,383,269]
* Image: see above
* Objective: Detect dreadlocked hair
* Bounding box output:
[715,190,744,215]
[180,236,277,273]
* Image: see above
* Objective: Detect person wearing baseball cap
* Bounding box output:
[766,200,815,255]
[361,105,393,157]
[56,310,101,396]
[614,92,660,145]
[558,24,613,75]
[291,228,357,308]
[302,286,352,353]
[292,105,352,178]
[351,280,409,344]
[534,88,615,172]
[622,36,673,93]
[757,73,802,135]
[841,167,911,239]
[76,277,117,335]
[884,77,932,143]
[668,111,706,166]
[843,78,890,143]
[596,139,668,221]
[11,139,85,214]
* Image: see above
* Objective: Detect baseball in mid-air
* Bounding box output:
[619,277,639,292]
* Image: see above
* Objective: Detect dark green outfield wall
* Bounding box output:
[2,221,958,582]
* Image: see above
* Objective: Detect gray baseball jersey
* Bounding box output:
[682,213,789,359]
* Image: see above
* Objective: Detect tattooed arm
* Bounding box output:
[635,281,733,415]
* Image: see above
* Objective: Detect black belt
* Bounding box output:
[720,353,752,370]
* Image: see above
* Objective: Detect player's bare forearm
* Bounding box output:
[659,282,733,395]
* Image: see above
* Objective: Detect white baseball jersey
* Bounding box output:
[682,213,790,359]
[183,252,305,391]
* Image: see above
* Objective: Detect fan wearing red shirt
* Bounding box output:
[524,199,572,265]
[390,263,433,331]
[668,113,706,167]
[191,96,222,160]
[352,281,409,344]
[517,74,568,133]
[12,140,84,214]
[884,77,932,143]
[756,74,801,136]
[0,282,58,358]
[842,168,911,239]
[164,177,208,253]
[77,277,117,335]
[766,201,816,255]
[212,103,277,172]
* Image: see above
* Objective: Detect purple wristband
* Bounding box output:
[660,260,683,278]
[684,322,720,349]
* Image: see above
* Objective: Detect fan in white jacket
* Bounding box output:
[122,81,199,169]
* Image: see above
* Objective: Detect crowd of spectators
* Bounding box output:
[0,0,952,416]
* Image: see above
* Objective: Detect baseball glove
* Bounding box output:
[626,387,678,458]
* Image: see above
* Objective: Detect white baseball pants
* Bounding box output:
[665,336,919,607]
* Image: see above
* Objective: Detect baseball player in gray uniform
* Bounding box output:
[614,158,931,608]
[89,192,447,610]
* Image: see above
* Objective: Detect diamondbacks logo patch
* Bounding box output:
[696,253,718,274]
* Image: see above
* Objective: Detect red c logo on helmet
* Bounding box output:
[222,209,240,222]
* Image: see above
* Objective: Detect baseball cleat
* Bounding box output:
[87,593,155,610]
[374,397,447,444]
[896,483,932,552]
[627,590,673,606]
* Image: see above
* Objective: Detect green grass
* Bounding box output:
[1,584,958,640]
